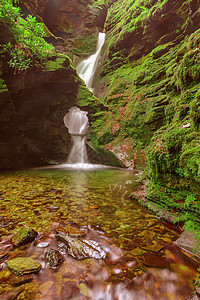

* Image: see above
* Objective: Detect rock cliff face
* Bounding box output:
[18,0,106,55]
[0,53,78,169]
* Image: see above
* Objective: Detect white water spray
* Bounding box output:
[76,32,106,92]
[63,107,89,164]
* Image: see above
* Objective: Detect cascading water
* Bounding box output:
[76,32,106,92]
[61,33,106,169]
[63,107,89,165]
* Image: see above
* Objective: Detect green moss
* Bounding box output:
[150,42,174,59]
[147,122,199,185]
[94,26,200,183]
[72,34,98,56]
[43,53,74,72]
[44,57,65,71]
[76,84,105,117]
[190,90,200,130]
[7,257,41,275]
[180,142,200,183]
[89,137,124,167]
[105,0,168,48]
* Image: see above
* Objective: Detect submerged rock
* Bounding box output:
[9,273,33,286]
[100,205,116,214]
[0,269,12,283]
[60,281,80,299]
[0,216,12,228]
[142,242,164,252]
[55,225,86,238]
[45,249,64,268]
[11,226,38,247]
[0,251,9,261]
[55,231,106,260]
[143,253,171,268]
[7,257,41,275]
[0,286,24,299]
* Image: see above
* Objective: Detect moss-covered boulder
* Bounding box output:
[11,227,38,247]
[7,257,41,275]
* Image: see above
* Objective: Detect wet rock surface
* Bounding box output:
[9,273,33,286]
[34,236,51,248]
[7,257,41,275]
[55,225,86,238]
[11,226,38,247]
[55,231,106,260]
[45,248,64,268]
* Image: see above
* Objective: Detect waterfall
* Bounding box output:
[61,33,106,168]
[63,107,89,164]
[76,32,106,92]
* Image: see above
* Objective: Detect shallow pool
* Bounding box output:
[0,166,199,299]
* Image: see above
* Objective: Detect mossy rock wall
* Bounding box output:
[90,0,200,192]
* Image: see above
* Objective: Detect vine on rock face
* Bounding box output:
[0,0,54,72]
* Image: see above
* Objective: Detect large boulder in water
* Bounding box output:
[7,257,41,275]
[55,231,106,260]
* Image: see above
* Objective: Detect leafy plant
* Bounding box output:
[184,194,196,208]
[0,0,54,72]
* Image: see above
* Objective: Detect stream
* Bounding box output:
[0,167,199,299]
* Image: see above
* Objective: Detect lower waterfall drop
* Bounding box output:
[63,106,89,165]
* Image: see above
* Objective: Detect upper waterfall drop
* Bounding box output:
[76,32,106,93]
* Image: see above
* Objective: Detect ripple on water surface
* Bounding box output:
[0,167,199,299]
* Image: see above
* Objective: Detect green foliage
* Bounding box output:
[184,194,196,208]
[0,0,54,71]
[98,131,118,145]
[105,0,169,50]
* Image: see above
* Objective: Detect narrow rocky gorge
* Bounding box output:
[0,1,200,298]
